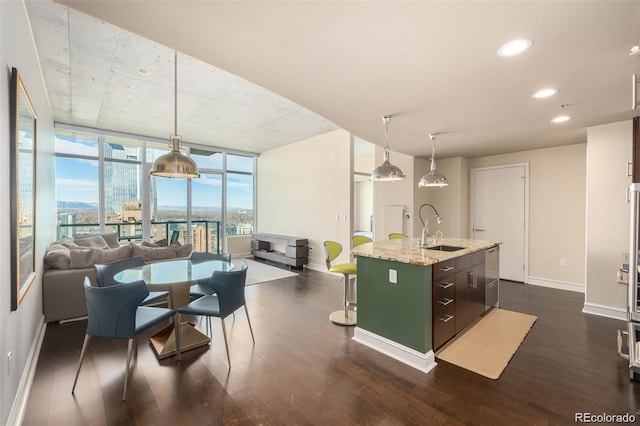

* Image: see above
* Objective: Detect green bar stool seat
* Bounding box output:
[352,235,373,247]
[389,233,409,239]
[324,241,357,326]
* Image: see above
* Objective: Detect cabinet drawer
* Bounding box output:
[434,296,455,315]
[434,277,455,298]
[471,250,485,266]
[433,259,456,279]
[455,253,472,271]
[433,306,456,350]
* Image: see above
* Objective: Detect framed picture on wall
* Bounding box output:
[10,67,37,311]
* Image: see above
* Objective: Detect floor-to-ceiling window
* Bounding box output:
[55,130,100,237]
[226,154,255,236]
[190,149,224,253]
[54,127,255,253]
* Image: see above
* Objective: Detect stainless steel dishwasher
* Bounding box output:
[485,245,500,311]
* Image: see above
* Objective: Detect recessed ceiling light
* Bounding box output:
[497,39,533,57]
[630,45,640,56]
[532,88,558,99]
[551,115,571,123]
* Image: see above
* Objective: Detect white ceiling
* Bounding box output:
[28,0,640,160]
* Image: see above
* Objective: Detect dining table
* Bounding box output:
[113,258,235,359]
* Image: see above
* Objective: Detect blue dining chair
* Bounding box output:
[176,260,254,367]
[95,256,169,305]
[71,277,176,401]
[189,252,232,298]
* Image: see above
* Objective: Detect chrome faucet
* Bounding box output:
[419,203,443,246]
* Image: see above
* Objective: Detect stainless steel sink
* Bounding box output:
[425,245,465,252]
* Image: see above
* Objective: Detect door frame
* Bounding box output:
[470,163,530,283]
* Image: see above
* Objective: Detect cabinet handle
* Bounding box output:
[438,266,454,272]
[438,314,454,323]
[634,74,639,110]
[628,161,634,178]
[468,271,477,289]
[438,298,453,306]
[438,281,454,289]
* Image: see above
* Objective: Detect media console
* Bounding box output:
[251,233,308,268]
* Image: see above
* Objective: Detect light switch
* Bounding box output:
[389,269,397,283]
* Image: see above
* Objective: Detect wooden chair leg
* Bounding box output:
[71,334,91,394]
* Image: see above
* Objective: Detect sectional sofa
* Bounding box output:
[42,233,191,322]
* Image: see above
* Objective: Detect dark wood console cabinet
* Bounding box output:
[433,249,488,351]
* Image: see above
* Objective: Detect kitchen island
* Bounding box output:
[351,237,500,373]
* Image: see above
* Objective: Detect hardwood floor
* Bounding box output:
[23,269,639,425]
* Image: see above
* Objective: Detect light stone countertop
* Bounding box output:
[351,237,500,266]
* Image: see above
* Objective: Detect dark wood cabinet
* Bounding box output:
[432,259,456,350]
[433,249,488,350]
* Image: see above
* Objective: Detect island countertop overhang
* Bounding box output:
[351,237,501,266]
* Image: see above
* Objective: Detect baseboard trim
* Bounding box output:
[304,263,328,273]
[527,276,585,293]
[7,316,47,426]
[582,302,627,321]
[353,327,437,374]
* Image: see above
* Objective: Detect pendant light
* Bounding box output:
[370,115,406,182]
[150,50,200,179]
[418,132,448,188]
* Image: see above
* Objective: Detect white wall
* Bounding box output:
[468,143,586,290]
[413,156,468,239]
[372,146,415,239]
[1,1,56,423]
[585,120,631,319]
[256,129,352,271]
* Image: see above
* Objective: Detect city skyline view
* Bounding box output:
[54,132,255,245]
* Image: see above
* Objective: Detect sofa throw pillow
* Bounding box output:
[44,243,71,270]
[101,232,121,249]
[74,234,109,249]
[171,242,193,258]
[69,245,131,269]
[130,243,177,262]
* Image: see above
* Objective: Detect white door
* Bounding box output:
[471,165,527,282]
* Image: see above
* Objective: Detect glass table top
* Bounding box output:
[113,259,235,286]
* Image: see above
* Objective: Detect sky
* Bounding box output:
[55,136,254,209]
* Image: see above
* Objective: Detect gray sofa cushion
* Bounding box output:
[44,242,72,270]
[171,242,193,258]
[73,234,109,249]
[69,245,131,269]
[74,232,120,249]
[130,243,178,261]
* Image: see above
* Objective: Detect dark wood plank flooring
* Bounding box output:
[23,268,640,425]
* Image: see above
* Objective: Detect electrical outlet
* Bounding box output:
[389,269,397,283]
[7,351,12,376]
[560,258,567,267]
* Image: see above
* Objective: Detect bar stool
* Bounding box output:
[352,235,373,247]
[324,241,357,326]
[389,233,409,239]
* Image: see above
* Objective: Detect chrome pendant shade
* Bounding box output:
[151,51,200,179]
[150,135,200,178]
[418,133,448,188]
[370,115,406,182]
